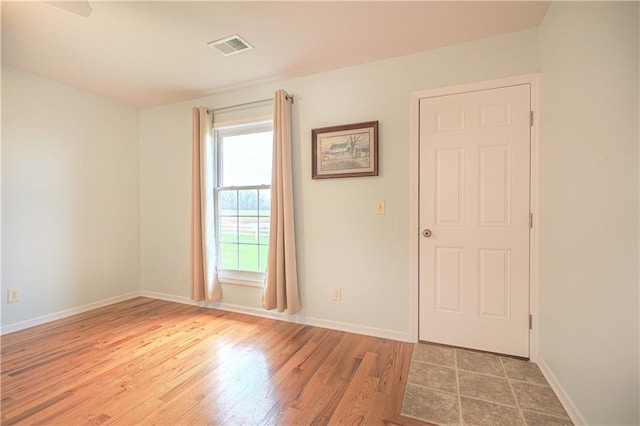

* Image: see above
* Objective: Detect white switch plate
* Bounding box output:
[7,289,20,303]
[331,287,342,301]
[180,270,186,281]
[376,200,386,215]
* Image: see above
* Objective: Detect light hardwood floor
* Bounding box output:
[1,297,415,425]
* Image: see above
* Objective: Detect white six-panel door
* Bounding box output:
[418,84,531,357]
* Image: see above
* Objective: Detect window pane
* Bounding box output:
[259,189,271,217]
[259,217,270,244]
[238,190,258,216]
[219,190,237,216]
[239,244,260,272]
[221,131,273,186]
[220,217,238,243]
[259,245,269,271]
[238,217,259,244]
[220,243,239,270]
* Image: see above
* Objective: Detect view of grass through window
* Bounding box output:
[216,126,272,273]
[219,189,271,271]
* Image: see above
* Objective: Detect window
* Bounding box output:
[214,120,273,286]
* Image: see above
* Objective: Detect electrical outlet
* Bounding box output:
[331,287,342,301]
[180,270,186,281]
[7,289,20,303]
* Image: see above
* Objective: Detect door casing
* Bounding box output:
[408,73,541,361]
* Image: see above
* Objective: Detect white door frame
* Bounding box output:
[409,73,541,361]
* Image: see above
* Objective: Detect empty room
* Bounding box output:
[2,1,639,425]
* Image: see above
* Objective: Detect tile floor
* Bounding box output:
[401,343,573,426]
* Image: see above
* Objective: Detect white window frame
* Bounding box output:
[213,119,273,287]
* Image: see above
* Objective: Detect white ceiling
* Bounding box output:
[1,1,549,109]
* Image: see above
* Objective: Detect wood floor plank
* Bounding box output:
[384,342,414,417]
[327,351,379,425]
[1,391,74,425]
[283,334,374,425]
[1,297,413,425]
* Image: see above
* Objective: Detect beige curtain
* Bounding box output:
[191,106,222,303]
[263,90,301,314]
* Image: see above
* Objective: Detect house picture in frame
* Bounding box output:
[312,121,378,179]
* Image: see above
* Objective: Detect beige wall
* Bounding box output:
[1,66,141,327]
[538,2,640,424]
[139,29,539,337]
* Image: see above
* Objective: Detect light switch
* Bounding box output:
[332,288,342,301]
[376,200,386,215]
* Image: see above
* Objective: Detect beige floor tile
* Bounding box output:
[456,349,505,377]
[413,343,456,367]
[460,397,524,426]
[403,344,571,426]
[511,382,570,419]
[522,410,574,426]
[409,361,458,393]
[402,384,460,425]
[502,357,548,385]
[458,370,516,406]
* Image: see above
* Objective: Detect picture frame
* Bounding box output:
[311,121,379,179]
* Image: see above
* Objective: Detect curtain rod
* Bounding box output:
[207,94,294,114]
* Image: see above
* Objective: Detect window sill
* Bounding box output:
[218,269,265,288]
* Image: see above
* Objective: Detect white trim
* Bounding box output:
[411,74,540,99]
[528,75,541,361]
[140,291,199,306]
[213,118,272,134]
[409,73,541,359]
[140,290,300,323]
[537,357,587,425]
[212,116,273,130]
[141,291,411,342]
[218,270,265,288]
[1,291,142,335]
[637,5,640,417]
[408,91,421,342]
[304,316,412,342]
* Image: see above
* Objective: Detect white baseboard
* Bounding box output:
[303,316,412,342]
[141,290,302,323]
[1,291,142,335]
[537,356,587,426]
[140,291,199,307]
[141,290,411,342]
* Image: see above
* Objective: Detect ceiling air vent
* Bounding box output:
[207,34,254,56]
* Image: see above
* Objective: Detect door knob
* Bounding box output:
[422,229,432,238]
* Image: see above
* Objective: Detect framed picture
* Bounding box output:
[312,121,379,179]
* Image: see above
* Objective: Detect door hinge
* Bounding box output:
[530,111,534,127]
[529,314,533,330]
[529,213,533,229]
